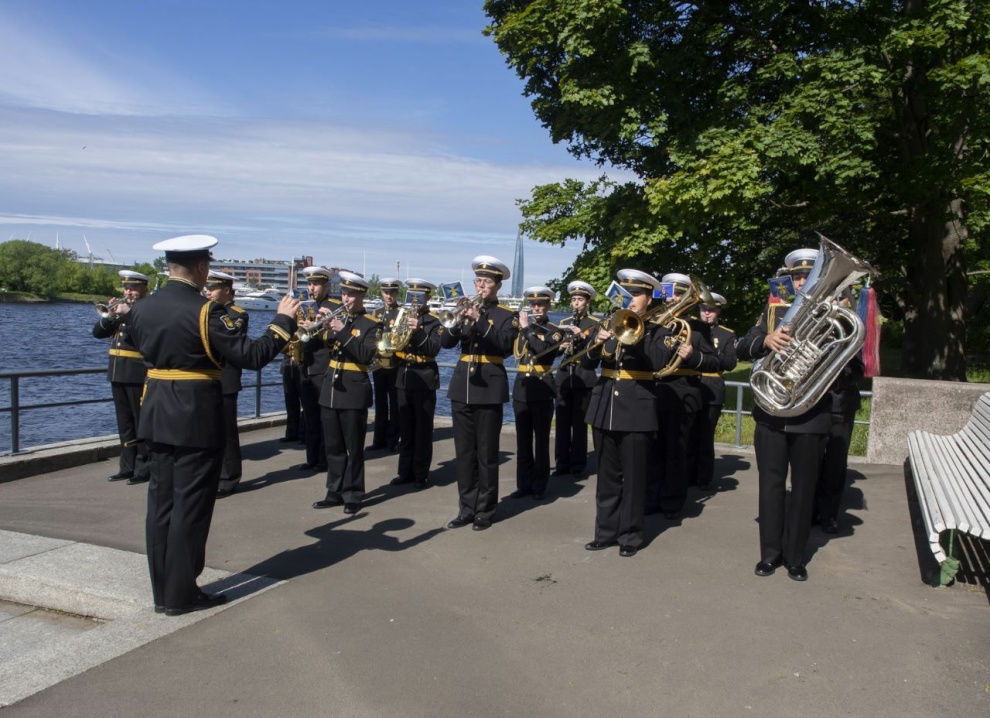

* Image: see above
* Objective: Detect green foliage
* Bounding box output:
[0,239,130,299]
[485,0,990,376]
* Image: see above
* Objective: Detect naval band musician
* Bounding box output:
[391,279,443,488]
[370,278,402,452]
[509,286,561,500]
[584,269,672,557]
[92,269,151,485]
[440,255,519,531]
[204,270,249,498]
[311,271,380,514]
[297,266,341,473]
[553,280,599,478]
[126,234,299,616]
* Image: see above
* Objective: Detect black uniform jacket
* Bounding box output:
[554,313,600,391]
[653,319,721,413]
[395,312,442,392]
[827,354,864,415]
[736,303,831,434]
[127,278,294,448]
[218,301,248,394]
[372,303,402,370]
[699,323,738,406]
[586,324,672,433]
[93,309,147,384]
[301,297,343,377]
[315,310,380,410]
[512,319,561,402]
[440,302,519,404]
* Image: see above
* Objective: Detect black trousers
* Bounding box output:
[815,411,857,522]
[647,409,696,514]
[591,428,651,548]
[322,407,368,504]
[282,364,303,440]
[111,382,148,478]
[397,388,436,483]
[513,398,554,494]
[554,386,591,473]
[146,442,223,608]
[754,423,828,566]
[451,401,503,522]
[687,404,723,486]
[220,393,241,484]
[299,373,326,466]
[372,368,399,449]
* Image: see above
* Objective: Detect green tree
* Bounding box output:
[0,240,70,297]
[484,0,990,379]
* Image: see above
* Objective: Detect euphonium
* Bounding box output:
[649,275,713,379]
[376,307,412,356]
[750,236,874,417]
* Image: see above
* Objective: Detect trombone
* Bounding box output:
[553,308,646,372]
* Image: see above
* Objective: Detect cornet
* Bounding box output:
[95,298,128,319]
[438,295,484,332]
[298,304,349,342]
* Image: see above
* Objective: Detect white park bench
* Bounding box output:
[906,392,990,585]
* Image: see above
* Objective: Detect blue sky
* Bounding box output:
[0,1,606,287]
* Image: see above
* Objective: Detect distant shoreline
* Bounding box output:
[0,292,103,304]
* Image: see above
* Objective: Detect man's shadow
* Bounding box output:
[240,516,444,581]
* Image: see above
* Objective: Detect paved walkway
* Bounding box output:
[0,425,987,717]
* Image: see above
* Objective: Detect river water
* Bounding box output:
[0,302,567,452]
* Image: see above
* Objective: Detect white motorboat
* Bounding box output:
[236,286,283,311]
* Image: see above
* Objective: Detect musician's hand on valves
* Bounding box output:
[596,327,612,344]
[407,315,420,332]
[112,301,131,316]
[518,309,529,329]
[277,295,302,318]
[463,304,481,323]
[329,317,346,333]
[676,341,694,361]
[764,325,792,353]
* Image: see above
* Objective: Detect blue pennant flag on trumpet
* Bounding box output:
[405,289,427,307]
[768,276,795,304]
[652,282,676,301]
[441,281,466,301]
[605,281,632,309]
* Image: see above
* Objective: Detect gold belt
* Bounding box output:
[146,368,221,381]
[459,355,504,365]
[516,363,552,373]
[701,372,724,378]
[329,360,370,373]
[601,368,654,381]
[666,369,702,377]
[109,349,143,359]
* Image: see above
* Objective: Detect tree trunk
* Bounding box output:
[901,198,968,380]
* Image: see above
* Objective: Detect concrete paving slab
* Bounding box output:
[0,425,986,718]
[0,530,73,563]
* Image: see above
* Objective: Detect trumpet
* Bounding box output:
[438,295,484,331]
[95,298,128,319]
[298,304,349,342]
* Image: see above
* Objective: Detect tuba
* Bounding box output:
[750,236,874,417]
[648,275,713,379]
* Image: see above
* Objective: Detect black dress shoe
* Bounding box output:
[446,516,472,529]
[313,495,343,509]
[786,564,808,582]
[663,510,681,520]
[619,545,638,557]
[216,487,236,499]
[388,444,399,452]
[163,592,227,617]
[508,489,531,499]
[754,559,782,577]
[820,518,839,534]
[367,443,387,451]
[584,540,617,551]
[571,468,586,478]
[343,503,360,514]
[278,436,298,443]
[472,517,492,531]
[390,476,417,486]
[297,462,318,471]
[154,604,165,614]
[107,472,133,482]
[532,491,545,500]
[126,475,150,485]
[414,479,429,489]
[550,467,569,477]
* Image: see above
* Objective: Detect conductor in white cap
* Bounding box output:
[127,235,300,615]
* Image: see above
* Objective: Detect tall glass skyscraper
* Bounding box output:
[511,229,524,297]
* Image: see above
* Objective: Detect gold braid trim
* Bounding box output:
[199,301,223,369]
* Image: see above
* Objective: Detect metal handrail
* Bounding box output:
[1,367,872,456]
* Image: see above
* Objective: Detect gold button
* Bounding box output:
[614,390,619,396]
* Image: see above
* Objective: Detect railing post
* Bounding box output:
[734,382,744,447]
[255,368,263,419]
[10,375,20,454]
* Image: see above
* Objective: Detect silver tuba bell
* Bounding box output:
[750,236,874,417]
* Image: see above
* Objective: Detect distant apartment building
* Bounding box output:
[210,256,356,298]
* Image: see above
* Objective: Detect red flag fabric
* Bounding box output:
[858,286,882,377]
